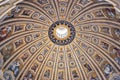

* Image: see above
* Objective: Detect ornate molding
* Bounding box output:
[0,0,23,19]
[105,0,120,12]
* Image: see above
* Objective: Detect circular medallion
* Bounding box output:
[70,61,75,67]
[30,46,36,54]
[59,62,64,68]
[48,20,76,45]
[37,55,44,62]
[47,61,53,67]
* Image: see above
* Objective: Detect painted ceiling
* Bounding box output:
[0,0,120,80]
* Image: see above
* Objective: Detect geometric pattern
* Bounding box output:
[0,0,120,80]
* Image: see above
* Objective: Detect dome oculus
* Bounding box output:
[48,20,76,45]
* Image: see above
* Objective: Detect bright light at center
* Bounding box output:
[56,26,68,38]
